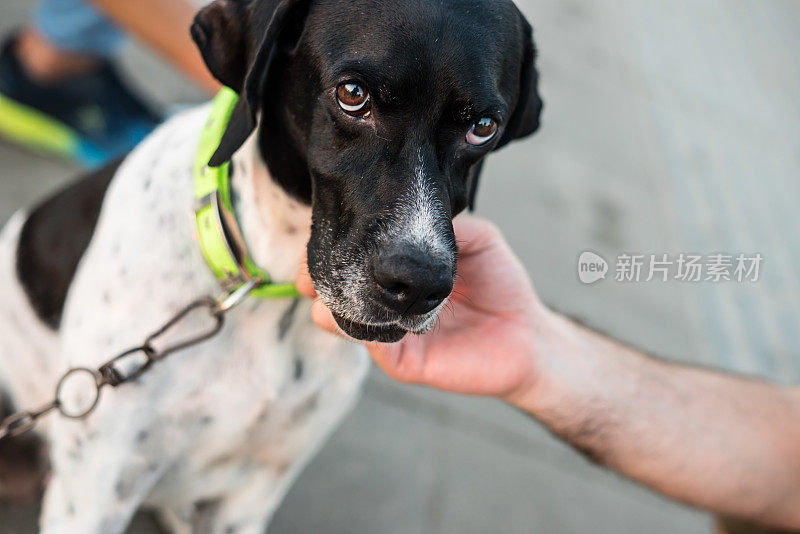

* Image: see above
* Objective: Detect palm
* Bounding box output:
[300,215,541,399]
[366,216,540,398]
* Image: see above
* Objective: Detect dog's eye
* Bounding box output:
[466,117,498,146]
[336,83,371,116]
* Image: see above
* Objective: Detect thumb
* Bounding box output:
[310,298,338,333]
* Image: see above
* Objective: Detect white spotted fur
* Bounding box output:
[0,104,368,533]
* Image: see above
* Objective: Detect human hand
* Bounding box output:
[302,219,800,530]
[296,215,548,400]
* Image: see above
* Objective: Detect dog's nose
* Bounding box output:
[372,247,453,315]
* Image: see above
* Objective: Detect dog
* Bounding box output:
[0,0,541,531]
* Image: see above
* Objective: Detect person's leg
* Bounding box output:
[12,0,123,83]
[33,0,124,60]
[14,30,102,83]
[0,0,160,167]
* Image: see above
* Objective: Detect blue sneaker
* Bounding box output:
[0,33,162,167]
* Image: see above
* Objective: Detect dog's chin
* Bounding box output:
[332,313,409,343]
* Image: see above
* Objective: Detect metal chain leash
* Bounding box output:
[0,278,262,442]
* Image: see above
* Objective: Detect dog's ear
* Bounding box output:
[192,0,311,167]
[191,0,250,92]
[495,16,543,150]
[470,15,542,210]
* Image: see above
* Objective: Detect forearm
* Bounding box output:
[512,310,800,529]
[87,0,220,93]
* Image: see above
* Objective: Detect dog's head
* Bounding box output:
[192,0,542,342]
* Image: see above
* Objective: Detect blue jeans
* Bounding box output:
[34,0,123,58]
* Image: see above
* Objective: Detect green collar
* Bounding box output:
[193,88,300,299]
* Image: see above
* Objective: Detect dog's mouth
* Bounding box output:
[331,312,410,343]
[331,307,442,344]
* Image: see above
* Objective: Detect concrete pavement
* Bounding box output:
[1,0,798,532]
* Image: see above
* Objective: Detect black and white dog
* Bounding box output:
[0,0,541,531]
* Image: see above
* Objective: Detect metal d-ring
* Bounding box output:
[55,367,103,419]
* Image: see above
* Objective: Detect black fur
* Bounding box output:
[193,0,542,203]
[192,0,543,341]
[0,391,49,501]
[16,158,122,329]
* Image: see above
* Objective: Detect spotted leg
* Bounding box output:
[38,408,173,534]
[190,468,300,534]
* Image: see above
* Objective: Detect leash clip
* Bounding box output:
[216,277,262,313]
